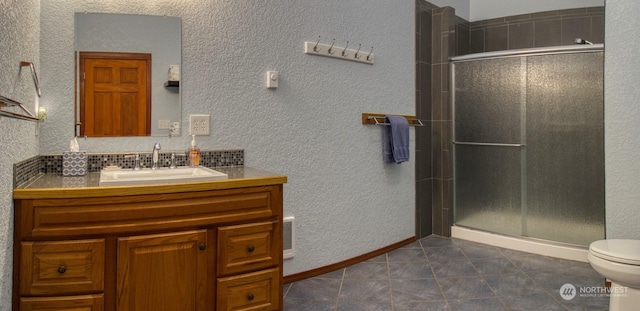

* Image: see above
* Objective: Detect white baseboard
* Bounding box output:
[451,226,589,263]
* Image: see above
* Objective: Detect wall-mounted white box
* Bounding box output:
[283,216,295,259]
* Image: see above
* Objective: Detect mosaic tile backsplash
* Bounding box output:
[13,155,41,187]
[14,150,244,188]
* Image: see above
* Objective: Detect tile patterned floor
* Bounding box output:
[283,235,610,311]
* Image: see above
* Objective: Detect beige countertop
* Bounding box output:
[14,166,287,199]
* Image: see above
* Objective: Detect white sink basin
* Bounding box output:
[99,166,228,186]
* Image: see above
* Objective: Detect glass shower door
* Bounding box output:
[452,50,605,247]
[525,52,605,245]
[453,57,526,236]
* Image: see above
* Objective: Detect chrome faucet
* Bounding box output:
[170,152,177,169]
[152,143,161,170]
[133,154,141,170]
[169,151,186,169]
[124,153,141,170]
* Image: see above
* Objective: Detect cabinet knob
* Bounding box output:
[199,243,206,250]
[247,294,254,301]
[57,266,66,274]
[247,245,255,253]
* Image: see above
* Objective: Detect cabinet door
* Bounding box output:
[117,230,207,311]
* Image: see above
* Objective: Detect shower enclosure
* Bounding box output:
[451,45,605,247]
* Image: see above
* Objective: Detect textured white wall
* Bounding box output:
[604,0,640,239]
[38,0,415,278]
[0,0,40,308]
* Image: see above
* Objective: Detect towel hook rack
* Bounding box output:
[304,38,374,65]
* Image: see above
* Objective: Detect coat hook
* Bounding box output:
[313,36,321,52]
[341,41,349,56]
[354,44,362,59]
[366,46,374,61]
[327,38,336,55]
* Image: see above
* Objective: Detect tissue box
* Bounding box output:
[62,152,87,176]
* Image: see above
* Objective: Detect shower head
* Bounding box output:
[574,38,594,45]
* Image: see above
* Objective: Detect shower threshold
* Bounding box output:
[451,225,589,263]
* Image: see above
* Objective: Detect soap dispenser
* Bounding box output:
[188,135,201,167]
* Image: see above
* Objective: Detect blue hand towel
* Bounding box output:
[382,115,410,164]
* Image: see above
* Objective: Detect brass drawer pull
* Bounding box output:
[57,266,66,274]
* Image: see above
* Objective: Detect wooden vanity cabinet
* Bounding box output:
[13,184,284,311]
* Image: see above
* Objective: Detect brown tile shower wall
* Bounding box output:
[469,7,604,53]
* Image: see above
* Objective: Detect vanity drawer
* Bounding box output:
[20,294,104,311]
[20,239,105,295]
[217,268,280,311]
[218,221,278,276]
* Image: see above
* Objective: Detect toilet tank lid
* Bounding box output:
[590,239,640,264]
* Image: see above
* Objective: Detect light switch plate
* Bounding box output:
[158,119,171,129]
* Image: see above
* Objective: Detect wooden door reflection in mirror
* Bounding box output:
[79,52,151,137]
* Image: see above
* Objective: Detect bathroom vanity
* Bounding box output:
[12,167,286,311]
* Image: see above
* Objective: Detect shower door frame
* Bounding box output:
[450,44,604,246]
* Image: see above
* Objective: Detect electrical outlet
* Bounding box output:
[189,114,210,136]
[158,119,171,129]
[170,121,181,136]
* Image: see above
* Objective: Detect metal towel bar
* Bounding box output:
[453,141,524,147]
[0,94,39,122]
[0,61,42,122]
[361,112,424,126]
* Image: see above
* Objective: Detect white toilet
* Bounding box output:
[588,239,640,311]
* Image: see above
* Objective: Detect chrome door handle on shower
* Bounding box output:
[452,141,525,147]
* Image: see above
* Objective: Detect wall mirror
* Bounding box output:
[74,12,181,137]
